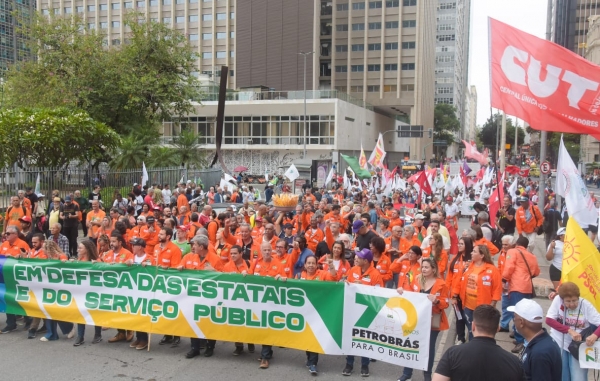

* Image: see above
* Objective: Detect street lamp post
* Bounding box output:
[298,51,314,159]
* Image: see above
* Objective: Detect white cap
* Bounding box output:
[507,299,544,323]
[557,227,566,236]
[414,214,425,220]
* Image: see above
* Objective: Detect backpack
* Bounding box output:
[482,223,503,250]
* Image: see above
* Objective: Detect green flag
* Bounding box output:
[341,154,371,179]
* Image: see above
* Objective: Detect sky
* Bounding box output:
[469,0,549,126]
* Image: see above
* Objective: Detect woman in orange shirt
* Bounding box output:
[452,244,501,341]
[422,233,448,278]
[369,236,392,286]
[97,217,113,241]
[446,236,473,345]
[318,241,351,281]
[397,258,449,381]
[214,228,231,263]
[390,245,422,291]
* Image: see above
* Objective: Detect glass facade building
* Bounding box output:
[0,0,34,72]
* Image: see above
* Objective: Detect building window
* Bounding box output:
[176,16,185,23]
[402,41,415,49]
[216,51,226,58]
[367,85,380,92]
[369,22,382,30]
[336,45,348,52]
[230,12,235,19]
[403,0,416,5]
[88,5,96,11]
[100,22,108,28]
[436,87,453,94]
[437,24,454,31]
[42,9,50,15]
[384,85,397,92]
[384,63,398,71]
[230,51,235,57]
[163,17,171,23]
[150,0,158,5]
[369,1,382,8]
[353,2,365,10]
[402,20,416,28]
[189,15,198,22]
[216,32,226,39]
[436,55,454,63]
[386,0,399,6]
[385,42,398,50]
[337,3,349,10]
[435,98,454,105]
[99,4,108,10]
[216,13,226,20]
[437,34,456,41]
[189,34,199,41]
[368,64,381,71]
[190,0,198,3]
[203,52,212,59]
[112,3,120,9]
[386,21,399,29]
[202,14,212,21]
[351,44,365,51]
[401,63,415,70]
[336,24,349,32]
[352,23,365,31]
[88,23,96,29]
[76,6,84,12]
[112,39,121,45]
[336,86,348,92]
[202,33,212,40]
[335,65,348,72]
[350,85,363,92]
[112,21,120,28]
[124,1,134,8]
[351,65,364,72]
[230,31,235,38]
[401,84,415,91]
[64,7,72,13]
[137,1,145,7]
[438,2,456,9]
[368,43,381,51]
[163,0,171,4]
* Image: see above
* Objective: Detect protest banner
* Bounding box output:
[0,257,432,369]
[460,200,477,216]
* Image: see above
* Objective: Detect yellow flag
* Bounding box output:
[562,218,600,309]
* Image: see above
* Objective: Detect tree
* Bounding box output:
[0,108,120,168]
[4,12,200,164]
[172,130,208,169]
[147,146,180,168]
[525,126,580,163]
[478,113,525,155]
[434,103,461,145]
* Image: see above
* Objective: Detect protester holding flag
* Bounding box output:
[546,282,600,381]
[453,245,502,341]
[397,258,449,381]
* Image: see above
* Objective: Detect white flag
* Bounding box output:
[325,168,334,186]
[142,162,149,187]
[224,172,236,184]
[374,177,380,190]
[343,171,350,189]
[444,175,454,194]
[284,164,300,182]
[34,173,41,195]
[265,165,269,183]
[180,175,185,184]
[556,136,597,228]
[508,177,519,203]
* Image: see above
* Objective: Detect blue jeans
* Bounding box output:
[4,313,17,329]
[45,320,73,340]
[464,308,474,341]
[346,355,370,367]
[401,330,440,379]
[500,294,511,329]
[562,349,587,381]
[261,345,273,360]
[508,292,532,344]
[306,351,319,366]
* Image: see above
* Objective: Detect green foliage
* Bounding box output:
[4,12,200,164]
[147,146,180,168]
[478,113,525,150]
[171,129,208,169]
[0,107,120,168]
[524,125,580,163]
[433,104,461,145]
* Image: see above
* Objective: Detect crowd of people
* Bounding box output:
[0,168,598,381]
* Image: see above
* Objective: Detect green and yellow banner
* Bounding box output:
[0,258,432,369]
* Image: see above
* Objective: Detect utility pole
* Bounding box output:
[298,51,314,159]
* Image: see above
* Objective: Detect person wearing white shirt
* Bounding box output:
[162,184,172,205]
[421,220,450,250]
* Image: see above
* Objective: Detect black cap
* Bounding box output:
[283,223,293,229]
[130,238,147,248]
[146,216,155,223]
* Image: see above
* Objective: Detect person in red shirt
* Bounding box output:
[342,248,383,377]
[246,241,287,369]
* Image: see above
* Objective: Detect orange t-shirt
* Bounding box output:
[100,248,134,263]
[298,269,335,281]
[249,258,287,277]
[223,259,251,274]
[346,265,384,287]
[28,248,47,259]
[304,228,325,253]
[86,210,106,238]
[0,239,30,257]
[179,252,223,271]
[154,241,183,268]
[5,205,30,229]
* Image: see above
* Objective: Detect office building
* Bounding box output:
[463,85,476,143]
[0,0,35,72]
[38,0,437,164]
[581,15,600,164]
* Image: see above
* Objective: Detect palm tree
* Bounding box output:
[109,134,148,170]
[147,146,180,168]
[172,129,207,169]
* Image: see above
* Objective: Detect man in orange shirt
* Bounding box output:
[86,201,106,244]
[154,227,183,269]
[304,216,324,253]
[3,196,30,234]
[388,209,403,231]
[0,225,30,257]
[502,236,540,353]
[28,233,47,259]
[143,217,159,255]
[177,188,189,211]
[515,196,543,253]
[342,248,383,377]
[223,220,261,261]
[247,241,287,369]
[304,188,316,205]
[180,235,222,358]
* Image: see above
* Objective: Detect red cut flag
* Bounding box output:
[489,18,600,139]
[459,166,468,186]
[505,165,521,175]
[519,168,530,177]
[415,170,432,196]
[462,140,489,165]
[488,175,505,228]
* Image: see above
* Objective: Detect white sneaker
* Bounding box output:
[455,338,465,345]
[67,327,75,339]
[40,337,48,342]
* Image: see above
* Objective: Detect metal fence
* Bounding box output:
[0,164,223,209]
